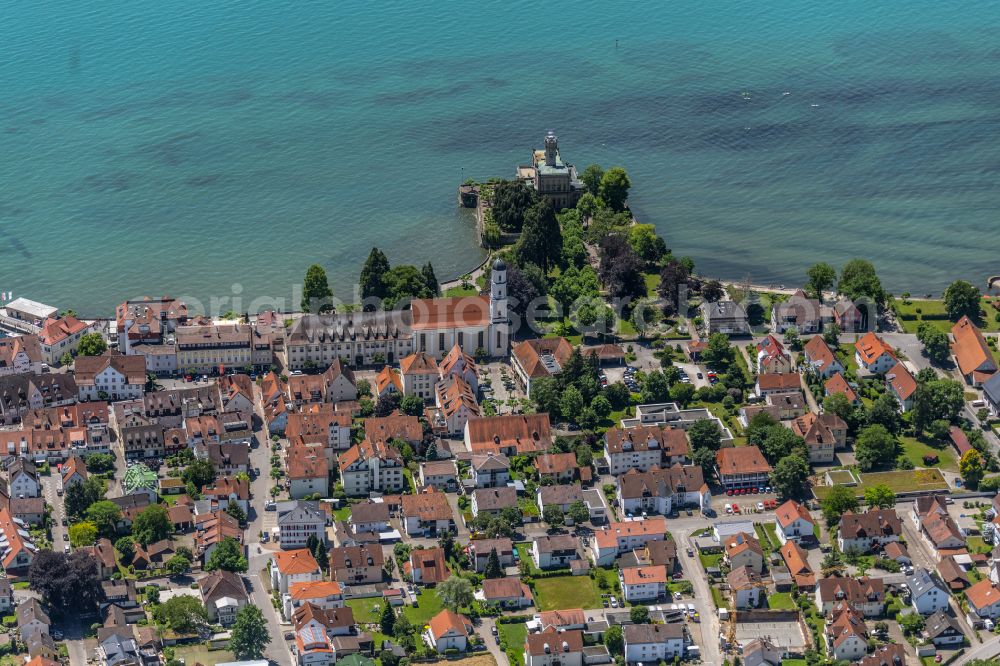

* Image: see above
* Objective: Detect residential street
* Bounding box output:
[246,383,295,666]
[898,499,981,645]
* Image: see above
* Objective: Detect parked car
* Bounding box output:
[756,502,765,512]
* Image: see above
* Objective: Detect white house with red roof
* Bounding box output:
[854,333,897,374]
[38,315,93,365]
[270,548,322,595]
[756,335,792,374]
[774,499,815,544]
[803,336,844,379]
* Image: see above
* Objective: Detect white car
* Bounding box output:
[674,591,683,600]
[756,502,765,512]
[724,504,733,514]
[610,597,618,608]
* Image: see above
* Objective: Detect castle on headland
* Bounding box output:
[516,131,584,210]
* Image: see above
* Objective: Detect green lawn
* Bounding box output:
[782,660,808,666]
[498,622,528,666]
[968,536,992,555]
[403,589,445,627]
[768,592,796,609]
[899,436,957,472]
[836,343,860,376]
[895,298,1000,334]
[515,543,539,575]
[172,646,235,666]
[532,575,602,611]
[444,285,480,297]
[644,273,659,298]
[331,504,352,522]
[699,552,723,570]
[347,597,384,623]
[754,524,775,556]
[710,585,727,609]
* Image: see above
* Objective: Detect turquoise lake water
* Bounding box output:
[2,1,1000,315]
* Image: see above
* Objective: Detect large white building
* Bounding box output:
[75,352,147,402]
[338,439,405,497]
[411,258,509,359]
[276,501,327,550]
[623,624,687,664]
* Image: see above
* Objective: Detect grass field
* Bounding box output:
[403,589,445,627]
[710,585,727,609]
[532,575,601,610]
[968,536,992,555]
[498,622,528,666]
[813,468,948,499]
[173,646,235,666]
[895,298,1000,334]
[347,597,384,623]
[515,543,539,575]
[644,273,659,298]
[836,343,861,376]
[899,436,957,472]
[782,660,808,666]
[444,285,479,297]
[699,552,723,570]
[768,592,796,609]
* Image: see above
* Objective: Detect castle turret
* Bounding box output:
[544,131,558,167]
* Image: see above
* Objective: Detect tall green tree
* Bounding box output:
[806,263,837,300]
[911,379,964,433]
[839,259,884,308]
[76,332,108,357]
[182,458,216,490]
[85,501,122,539]
[421,263,439,296]
[492,180,537,232]
[580,164,605,196]
[438,576,474,611]
[599,167,631,212]
[567,500,590,526]
[360,248,391,301]
[960,449,986,489]
[380,601,396,636]
[205,537,248,572]
[864,484,895,509]
[229,605,271,660]
[854,424,898,472]
[820,485,859,526]
[484,549,503,579]
[916,322,950,365]
[943,280,981,322]
[301,264,334,313]
[133,504,171,546]
[770,454,809,499]
[515,200,563,273]
[153,595,209,634]
[688,419,722,452]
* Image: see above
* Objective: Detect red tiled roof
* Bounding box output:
[952,316,997,378]
[411,297,490,330]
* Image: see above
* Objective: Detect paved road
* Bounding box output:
[245,383,295,666]
[955,634,1000,665]
[39,472,67,549]
[899,499,981,645]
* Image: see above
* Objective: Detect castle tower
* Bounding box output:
[489,257,509,356]
[544,131,558,167]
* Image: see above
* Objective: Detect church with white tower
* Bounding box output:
[410,257,509,359]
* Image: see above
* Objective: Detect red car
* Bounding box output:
[726,489,734,496]
[732,503,740,514]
